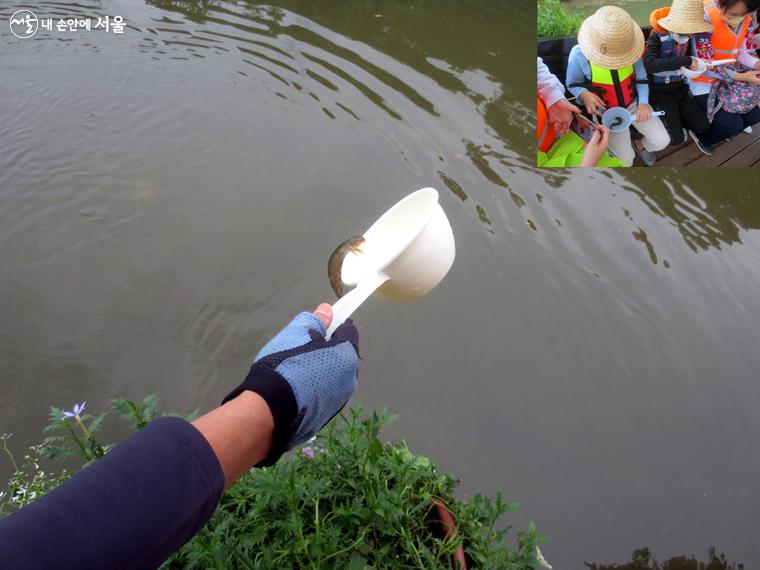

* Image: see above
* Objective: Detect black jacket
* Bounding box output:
[644,32,693,75]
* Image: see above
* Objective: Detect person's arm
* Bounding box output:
[191,302,332,488]
[0,415,226,569]
[644,33,692,73]
[740,49,760,69]
[738,22,760,69]
[537,58,580,136]
[537,57,566,109]
[634,59,650,107]
[565,46,589,99]
[0,304,358,569]
[731,69,760,83]
[566,47,607,116]
[728,33,760,84]
[193,390,273,489]
[579,125,610,167]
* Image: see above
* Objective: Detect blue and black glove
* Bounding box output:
[222,312,359,466]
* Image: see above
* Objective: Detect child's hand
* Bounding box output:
[636,104,652,123]
[736,71,760,85]
[579,90,606,117]
[690,57,700,71]
[580,125,610,167]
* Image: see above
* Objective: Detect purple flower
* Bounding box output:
[301,447,315,459]
[62,402,86,419]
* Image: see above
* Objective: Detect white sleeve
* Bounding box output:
[737,42,759,69]
[537,57,567,109]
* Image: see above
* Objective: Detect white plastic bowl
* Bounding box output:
[680,58,707,78]
[326,187,456,337]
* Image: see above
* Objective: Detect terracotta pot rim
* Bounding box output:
[430,498,467,570]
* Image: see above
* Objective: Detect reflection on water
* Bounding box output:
[617,174,759,266]
[586,546,743,570]
[530,169,759,266]
[619,176,759,253]
[136,0,526,229]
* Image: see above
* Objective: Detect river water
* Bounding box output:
[1,1,758,567]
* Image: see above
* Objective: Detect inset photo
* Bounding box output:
[537,0,760,166]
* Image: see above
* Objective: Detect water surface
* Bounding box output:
[1,1,758,567]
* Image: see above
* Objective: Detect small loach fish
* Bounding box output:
[610,116,624,129]
[328,236,365,298]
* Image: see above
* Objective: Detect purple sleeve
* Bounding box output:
[0,416,224,569]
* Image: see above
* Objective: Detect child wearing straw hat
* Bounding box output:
[644,0,713,145]
[566,6,671,165]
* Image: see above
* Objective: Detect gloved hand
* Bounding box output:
[222,312,359,466]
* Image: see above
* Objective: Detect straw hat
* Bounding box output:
[658,0,713,34]
[578,6,645,69]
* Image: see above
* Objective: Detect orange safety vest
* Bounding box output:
[693,0,750,83]
[537,96,557,153]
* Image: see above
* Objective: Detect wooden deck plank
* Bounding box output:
[630,127,760,167]
[688,129,760,166]
[720,136,760,166]
[655,138,714,166]
[656,139,692,160]
[632,137,709,166]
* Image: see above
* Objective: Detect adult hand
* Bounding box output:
[547,98,581,134]
[636,104,652,123]
[222,303,359,466]
[580,125,610,167]
[579,90,606,117]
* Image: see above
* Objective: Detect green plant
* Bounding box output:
[2,399,545,568]
[538,0,585,39]
[162,406,544,569]
[1,396,199,516]
[0,434,71,516]
[41,402,109,463]
[38,396,199,464]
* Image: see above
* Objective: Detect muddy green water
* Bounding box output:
[1,1,759,567]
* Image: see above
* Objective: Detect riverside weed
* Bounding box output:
[538,0,585,39]
[1,399,544,568]
[163,406,544,569]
